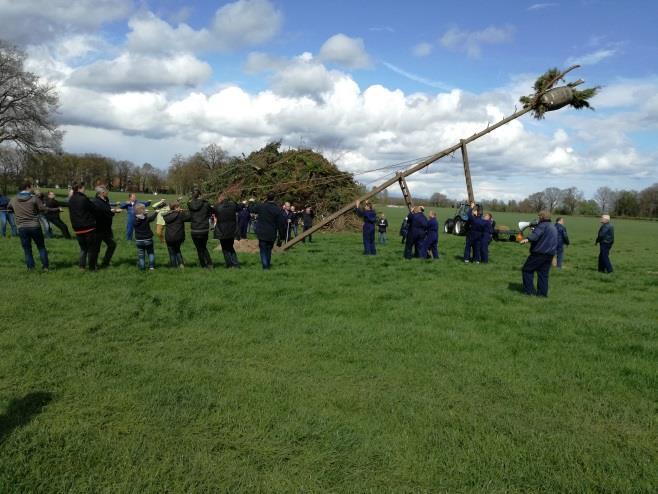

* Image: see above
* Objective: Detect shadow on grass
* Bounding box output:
[0,392,53,445]
[507,282,525,294]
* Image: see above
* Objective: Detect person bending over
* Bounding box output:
[519,210,558,297]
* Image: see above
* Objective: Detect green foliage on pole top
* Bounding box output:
[519,67,600,119]
[203,141,363,214]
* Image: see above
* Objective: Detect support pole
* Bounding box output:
[461,140,474,204]
[280,65,581,251]
[397,173,413,211]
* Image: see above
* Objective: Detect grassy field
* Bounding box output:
[0,198,656,493]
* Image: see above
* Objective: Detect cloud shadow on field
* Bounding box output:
[0,392,54,445]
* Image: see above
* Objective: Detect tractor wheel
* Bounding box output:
[444,219,454,234]
[454,219,463,235]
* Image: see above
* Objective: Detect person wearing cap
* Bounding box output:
[596,214,614,273]
[354,200,377,255]
[519,210,558,297]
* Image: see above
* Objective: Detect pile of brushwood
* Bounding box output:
[520,67,600,119]
[203,142,365,231]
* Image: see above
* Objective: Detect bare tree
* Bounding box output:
[561,187,583,215]
[543,187,562,212]
[526,191,546,212]
[595,186,617,214]
[201,143,228,171]
[0,41,62,152]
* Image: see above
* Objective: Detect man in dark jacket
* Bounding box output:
[45,191,71,239]
[410,206,428,258]
[554,217,570,269]
[187,188,214,269]
[8,182,56,270]
[213,193,240,268]
[377,214,389,244]
[249,192,284,269]
[68,183,101,271]
[92,186,120,268]
[596,214,614,273]
[519,210,558,297]
[302,206,314,243]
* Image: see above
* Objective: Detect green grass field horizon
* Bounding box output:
[0,203,656,492]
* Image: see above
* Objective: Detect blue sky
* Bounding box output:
[2,0,657,199]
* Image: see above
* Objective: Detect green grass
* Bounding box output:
[0,205,656,492]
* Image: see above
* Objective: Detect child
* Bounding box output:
[163,202,191,268]
[134,203,158,270]
[377,214,389,244]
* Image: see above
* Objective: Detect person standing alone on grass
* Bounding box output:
[0,191,18,238]
[45,191,71,239]
[188,188,214,269]
[8,181,55,271]
[133,203,157,270]
[92,186,120,268]
[68,183,101,272]
[249,192,285,269]
[519,210,557,297]
[354,200,377,255]
[596,214,614,273]
[554,217,570,269]
[378,213,389,244]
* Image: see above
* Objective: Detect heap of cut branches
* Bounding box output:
[520,67,600,119]
[203,142,365,230]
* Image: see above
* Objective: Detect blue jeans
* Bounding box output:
[126,218,135,241]
[38,215,53,238]
[136,239,155,269]
[18,227,49,269]
[259,239,274,269]
[1,211,18,237]
[378,231,387,244]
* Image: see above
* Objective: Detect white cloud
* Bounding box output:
[68,53,213,92]
[0,0,132,44]
[126,0,282,54]
[412,42,433,57]
[566,48,619,66]
[381,62,450,90]
[319,34,372,69]
[440,25,514,58]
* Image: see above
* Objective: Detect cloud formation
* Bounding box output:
[412,42,433,57]
[566,48,619,66]
[440,25,514,58]
[319,34,372,69]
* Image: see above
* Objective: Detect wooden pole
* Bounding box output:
[461,140,474,204]
[281,65,581,251]
[397,173,414,211]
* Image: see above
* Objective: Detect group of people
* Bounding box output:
[1,184,318,272]
[353,199,615,298]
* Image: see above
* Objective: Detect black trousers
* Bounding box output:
[219,237,239,267]
[48,217,71,238]
[76,230,101,270]
[192,233,213,268]
[97,230,117,266]
[522,253,553,297]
